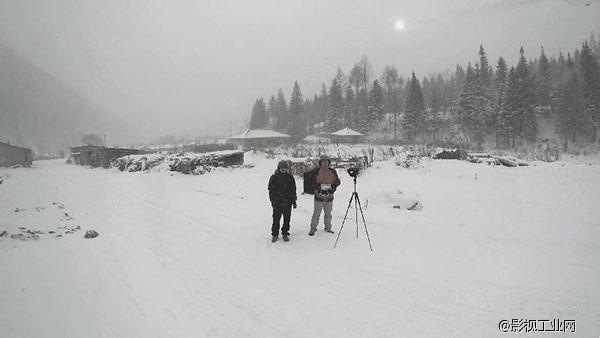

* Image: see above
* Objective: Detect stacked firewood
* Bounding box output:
[113,151,244,174]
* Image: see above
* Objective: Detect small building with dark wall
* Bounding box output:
[70,145,140,168]
[0,141,33,167]
[301,133,331,144]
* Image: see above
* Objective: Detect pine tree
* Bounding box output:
[451,64,466,110]
[288,81,306,137]
[274,89,288,132]
[514,47,538,142]
[267,95,277,128]
[556,55,585,150]
[502,67,520,147]
[344,87,356,130]
[495,57,508,101]
[425,81,442,144]
[349,64,362,96]
[478,45,492,87]
[458,63,488,147]
[537,47,552,116]
[358,55,372,94]
[557,52,567,76]
[249,98,268,129]
[305,96,317,134]
[327,77,344,131]
[403,72,425,142]
[596,32,600,59]
[493,57,509,147]
[422,77,432,110]
[349,56,372,131]
[307,83,328,130]
[380,65,400,132]
[435,74,448,111]
[334,67,347,90]
[580,41,600,142]
[367,79,384,131]
[304,98,313,134]
[589,32,599,60]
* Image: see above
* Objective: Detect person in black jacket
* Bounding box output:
[268,160,297,242]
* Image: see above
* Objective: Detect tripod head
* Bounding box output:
[346,167,359,192]
[346,167,359,178]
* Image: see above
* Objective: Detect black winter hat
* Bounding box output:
[277,160,289,169]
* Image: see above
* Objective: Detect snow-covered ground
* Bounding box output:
[1,153,599,337]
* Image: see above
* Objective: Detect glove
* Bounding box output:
[292,202,297,209]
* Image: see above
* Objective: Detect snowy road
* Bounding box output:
[1,154,599,337]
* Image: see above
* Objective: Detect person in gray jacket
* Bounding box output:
[306,155,340,236]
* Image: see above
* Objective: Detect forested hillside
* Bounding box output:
[249,33,600,152]
[0,44,130,155]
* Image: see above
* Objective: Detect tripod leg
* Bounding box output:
[355,193,374,252]
[355,194,359,239]
[333,193,355,248]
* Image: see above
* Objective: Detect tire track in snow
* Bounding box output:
[85,174,289,335]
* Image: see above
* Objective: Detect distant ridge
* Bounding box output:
[0,43,131,154]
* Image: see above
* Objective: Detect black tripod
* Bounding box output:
[333,172,374,251]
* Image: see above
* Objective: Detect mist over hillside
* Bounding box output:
[0,44,131,155]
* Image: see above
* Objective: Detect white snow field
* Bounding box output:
[1,153,599,337]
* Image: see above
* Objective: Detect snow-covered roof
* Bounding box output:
[229,129,290,139]
[330,127,364,136]
[229,132,248,139]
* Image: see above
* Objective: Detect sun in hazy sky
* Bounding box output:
[394,19,406,31]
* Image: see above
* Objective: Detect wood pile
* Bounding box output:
[433,148,466,160]
[467,153,529,167]
[113,151,244,175]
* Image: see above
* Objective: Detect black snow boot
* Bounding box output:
[282,234,289,242]
[271,235,278,243]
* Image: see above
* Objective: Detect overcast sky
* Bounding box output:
[1,0,599,140]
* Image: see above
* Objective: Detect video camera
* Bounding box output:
[347,167,360,178]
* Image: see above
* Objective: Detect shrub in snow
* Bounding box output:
[394,151,423,169]
[84,230,99,239]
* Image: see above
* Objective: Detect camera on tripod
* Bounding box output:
[335,165,373,251]
[347,167,360,178]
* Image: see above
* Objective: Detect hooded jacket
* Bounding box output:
[268,169,297,206]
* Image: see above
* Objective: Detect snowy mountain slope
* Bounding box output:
[0,44,132,154]
[1,154,599,337]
